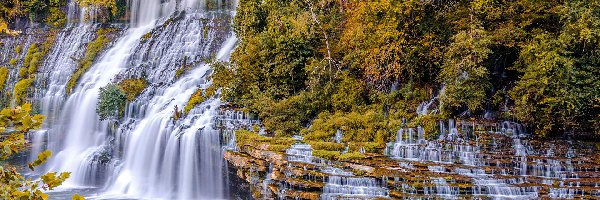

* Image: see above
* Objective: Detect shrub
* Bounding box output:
[332,74,368,112]
[96,84,126,120]
[45,7,66,27]
[408,114,441,140]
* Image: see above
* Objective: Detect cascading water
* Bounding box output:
[36,1,238,199]
[104,34,238,199]
[29,24,98,163]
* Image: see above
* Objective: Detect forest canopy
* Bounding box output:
[215,0,599,139]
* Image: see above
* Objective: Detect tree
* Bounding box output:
[439,27,492,115]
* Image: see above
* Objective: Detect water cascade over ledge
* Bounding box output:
[26,0,238,199]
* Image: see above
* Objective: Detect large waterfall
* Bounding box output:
[27,0,237,199]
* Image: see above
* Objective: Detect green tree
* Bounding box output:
[439,27,492,115]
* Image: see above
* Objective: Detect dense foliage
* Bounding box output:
[0,0,68,34]
[96,84,126,120]
[217,0,599,139]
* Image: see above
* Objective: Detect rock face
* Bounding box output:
[225,120,600,199]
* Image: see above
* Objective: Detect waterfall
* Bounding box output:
[29,24,98,163]
[38,1,236,198]
[104,35,237,199]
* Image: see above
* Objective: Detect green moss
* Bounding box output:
[13,78,34,104]
[305,141,345,151]
[117,79,147,101]
[303,110,397,145]
[338,152,365,161]
[18,68,28,78]
[0,67,8,91]
[205,86,217,98]
[312,150,340,160]
[9,58,17,66]
[175,57,190,79]
[352,169,367,176]
[67,28,115,95]
[184,88,205,114]
[235,129,294,151]
[23,44,39,70]
[15,45,22,55]
[27,52,43,75]
[142,32,152,40]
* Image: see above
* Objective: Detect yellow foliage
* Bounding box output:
[184,88,205,114]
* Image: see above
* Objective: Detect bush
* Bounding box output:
[408,114,441,140]
[45,7,66,27]
[96,84,126,120]
[257,91,325,137]
[332,74,368,112]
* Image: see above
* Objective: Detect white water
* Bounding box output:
[47,22,155,187]
[40,1,237,197]
[104,35,237,199]
[29,24,98,162]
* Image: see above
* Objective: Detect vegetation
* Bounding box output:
[184,88,206,114]
[96,84,126,120]
[67,28,116,95]
[235,129,295,152]
[0,0,68,35]
[12,31,57,103]
[0,67,9,91]
[0,104,80,199]
[13,78,34,104]
[96,79,147,120]
[217,0,600,138]
[117,79,147,101]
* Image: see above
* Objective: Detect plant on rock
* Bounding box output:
[96,84,127,120]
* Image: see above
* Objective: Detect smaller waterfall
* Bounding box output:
[322,176,389,199]
[286,143,315,163]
